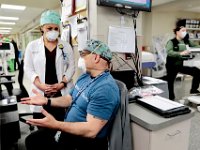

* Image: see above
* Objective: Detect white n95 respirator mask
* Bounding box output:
[181,31,187,39]
[78,57,86,73]
[46,30,59,42]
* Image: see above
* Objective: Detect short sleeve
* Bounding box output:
[87,84,119,120]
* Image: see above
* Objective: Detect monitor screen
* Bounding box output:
[97,0,152,12]
[110,70,136,90]
[0,43,11,50]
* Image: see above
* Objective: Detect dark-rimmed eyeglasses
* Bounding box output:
[46,27,59,31]
[79,50,110,62]
[79,51,91,57]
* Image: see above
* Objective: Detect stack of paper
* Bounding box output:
[142,76,166,85]
[138,95,184,111]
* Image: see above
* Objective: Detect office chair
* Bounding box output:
[108,80,133,150]
[0,60,34,131]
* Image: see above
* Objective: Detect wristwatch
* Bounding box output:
[47,98,51,107]
[60,81,67,87]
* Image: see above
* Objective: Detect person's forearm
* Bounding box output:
[55,114,107,138]
[62,76,67,83]
[34,77,42,89]
[56,121,96,138]
[50,95,72,108]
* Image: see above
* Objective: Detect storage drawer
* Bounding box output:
[132,119,191,150]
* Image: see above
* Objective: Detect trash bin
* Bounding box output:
[0,96,20,149]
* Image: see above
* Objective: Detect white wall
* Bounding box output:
[89,0,144,43]
[143,10,200,47]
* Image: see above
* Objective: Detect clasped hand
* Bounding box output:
[180,50,190,56]
[40,83,63,97]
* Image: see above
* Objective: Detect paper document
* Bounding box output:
[129,85,163,98]
[188,48,200,53]
[138,95,184,111]
[108,26,135,53]
[77,22,88,51]
[61,0,73,21]
[75,0,87,12]
[143,76,166,85]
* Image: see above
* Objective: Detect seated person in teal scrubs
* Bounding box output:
[21,39,120,150]
[166,19,200,100]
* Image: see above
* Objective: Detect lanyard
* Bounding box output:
[61,49,67,60]
[73,71,108,102]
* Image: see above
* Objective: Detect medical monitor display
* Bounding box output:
[97,0,152,12]
[0,43,10,50]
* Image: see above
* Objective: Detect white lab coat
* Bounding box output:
[24,37,75,112]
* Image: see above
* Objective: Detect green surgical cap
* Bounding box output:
[84,39,112,61]
[40,10,61,26]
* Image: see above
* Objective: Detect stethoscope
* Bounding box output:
[59,45,67,61]
[61,48,67,61]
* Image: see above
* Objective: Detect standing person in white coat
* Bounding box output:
[24,10,75,121]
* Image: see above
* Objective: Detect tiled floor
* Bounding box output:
[2,71,200,150]
[173,77,200,150]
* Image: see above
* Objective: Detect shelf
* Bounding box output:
[186,28,200,31]
[190,38,200,41]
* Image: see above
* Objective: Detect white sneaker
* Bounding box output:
[197,106,200,112]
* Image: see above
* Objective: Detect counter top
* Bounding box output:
[129,103,195,131]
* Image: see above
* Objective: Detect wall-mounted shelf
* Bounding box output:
[186,28,200,31]
[190,38,200,41]
[186,26,200,42]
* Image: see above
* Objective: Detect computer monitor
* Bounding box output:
[0,43,11,50]
[110,70,136,90]
[97,0,152,12]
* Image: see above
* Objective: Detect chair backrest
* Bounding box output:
[110,70,135,90]
[108,80,133,150]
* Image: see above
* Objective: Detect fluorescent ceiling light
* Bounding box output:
[0,21,16,25]
[0,27,12,30]
[1,4,26,10]
[1,33,10,35]
[0,30,11,33]
[0,16,19,21]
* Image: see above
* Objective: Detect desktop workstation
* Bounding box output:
[0,42,15,74]
[111,69,194,150]
[127,76,195,150]
[129,103,194,150]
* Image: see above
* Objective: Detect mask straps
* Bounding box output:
[91,43,103,54]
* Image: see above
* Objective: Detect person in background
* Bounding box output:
[21,39,120,150]
[11,38,21,71]
[24,10,75,121]
[166,19,200,100]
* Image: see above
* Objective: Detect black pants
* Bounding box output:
[166,65,200,100]
[33,92,65,121]
[33,106,65,121]
[25,128,108,150]
[14,55,20,70]
[25,128,57,150]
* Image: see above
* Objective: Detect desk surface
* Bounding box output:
[129,103,195,131]
[0,80,15,85]
[0,75,15,77]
